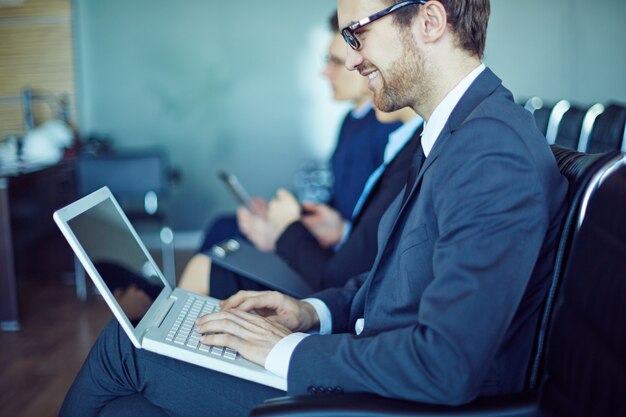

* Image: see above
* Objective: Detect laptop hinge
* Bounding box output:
[152,297,175,329]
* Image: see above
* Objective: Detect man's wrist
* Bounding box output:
[298,300,320,332]
[265,332,310,379]
[301,298,332,334]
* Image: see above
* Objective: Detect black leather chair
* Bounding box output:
[545,100,571,145]
[250,147,626,417]
[533,107,552,136]
[553,106,586,150]
[73,149,177,298]
[523,97,551,137]
[585,104,626,154]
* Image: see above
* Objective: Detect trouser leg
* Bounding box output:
[96,394,168,417]
[59,320,282,417]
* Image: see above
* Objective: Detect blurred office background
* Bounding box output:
[1,0,625,230]
[72,0,347,231]
[71,0,626,231]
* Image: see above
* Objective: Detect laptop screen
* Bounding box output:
[67,197,166,325]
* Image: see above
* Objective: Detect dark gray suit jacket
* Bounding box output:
[288,68,568,405]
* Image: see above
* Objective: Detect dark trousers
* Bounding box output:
[59,320,282,417]
[199,215,245,253]
[210,264,269,299]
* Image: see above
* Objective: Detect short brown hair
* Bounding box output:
[386,0,490,58]
[329,10,339,33]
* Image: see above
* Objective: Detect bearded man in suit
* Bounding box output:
[60,1,567,416]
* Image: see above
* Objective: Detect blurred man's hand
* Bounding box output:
[248,197,268,217]
[267,188,301,236]
[301,203,346,248]
[237,206,280,252]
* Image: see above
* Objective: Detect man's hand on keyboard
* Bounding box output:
[195,308,291,366]
[221,290,319,332]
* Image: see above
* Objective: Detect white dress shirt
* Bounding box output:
[420,64,485,157]
[264,64,486,381]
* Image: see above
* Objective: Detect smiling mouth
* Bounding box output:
[367,71,380,80]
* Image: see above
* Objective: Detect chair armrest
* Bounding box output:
[250,391,540,417]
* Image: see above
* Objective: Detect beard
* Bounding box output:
[372,31,429,112]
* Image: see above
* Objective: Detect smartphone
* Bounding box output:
[217,170,256,213]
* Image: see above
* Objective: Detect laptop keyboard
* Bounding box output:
[166,296,238,360]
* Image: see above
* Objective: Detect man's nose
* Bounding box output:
[322,64,332,79]
[344,46,364,71]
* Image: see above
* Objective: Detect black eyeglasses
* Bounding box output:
[341,0,426,50]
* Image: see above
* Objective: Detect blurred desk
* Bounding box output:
[0,161,75,331]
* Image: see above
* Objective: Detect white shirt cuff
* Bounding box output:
[264,332,310,379]
[303,298,332,335]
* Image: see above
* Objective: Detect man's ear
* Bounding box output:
[421,1,447,44]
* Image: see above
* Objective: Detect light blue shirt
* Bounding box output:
[351,100,373,119]
[335,115,424,248]
[350,114,423,220]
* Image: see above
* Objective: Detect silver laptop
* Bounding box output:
[54,186,286,391]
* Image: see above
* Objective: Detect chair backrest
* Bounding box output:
[586,104,626,153]
[76,150,169,217]
[527,146,620,389]
[577,103,605,153]
[545,100,571,145]
[74,150,176,286]
[533,107,553,136]
[538,152,626,417]
[554,106,586,150]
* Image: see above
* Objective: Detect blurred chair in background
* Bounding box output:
[577,103,606,152]
[585,103,626,153]
[552,104,586,150]
[74,149,175,300]
[525,96,552,136]
[544,100,571,145]
[525,99,625,155]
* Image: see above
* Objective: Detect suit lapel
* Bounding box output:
[352,125,423,228]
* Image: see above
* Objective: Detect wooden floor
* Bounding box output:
[0,248,195,417]
[0,276,113,417]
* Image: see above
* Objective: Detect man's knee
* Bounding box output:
[97,394,168,417]
[90,319,135,364]
[100,319,127,345]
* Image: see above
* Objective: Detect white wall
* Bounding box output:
[73,0,343,230]
[73,0,626,230]
[485,0,626,105]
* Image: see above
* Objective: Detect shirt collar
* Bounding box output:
[351,100,374,119]
[385,114,423,164]
[421,63,486,157]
